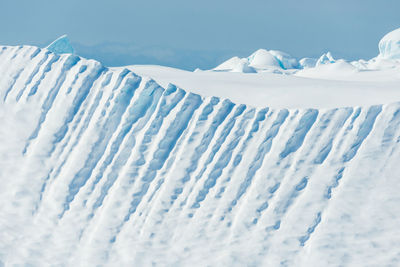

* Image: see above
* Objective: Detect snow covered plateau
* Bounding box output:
[1,30,400,266]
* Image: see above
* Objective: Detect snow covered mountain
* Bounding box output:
[1,29,400,266]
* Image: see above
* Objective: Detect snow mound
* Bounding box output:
[379,27,400,59]
[214,57,256,73]
[213,49,299,73]
[46,34,75,54]
[299,57,317,68]
[269,50,300,69]
[296,60,358,80]
[248,49,281,69]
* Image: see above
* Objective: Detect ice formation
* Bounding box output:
[379,27,400,59]
[213,49,299,72]
[46,35,75,54]
[316,52,335,66]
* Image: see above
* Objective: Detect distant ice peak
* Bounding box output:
[316,52,335,66]
[46,34,75,54]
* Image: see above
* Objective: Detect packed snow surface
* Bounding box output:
[1,29,400,266]
[126,64,400,109]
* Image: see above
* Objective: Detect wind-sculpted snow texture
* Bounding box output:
[1,45,400,267]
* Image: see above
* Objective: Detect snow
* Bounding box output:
[1,28,400,266]
[46,35,75,54]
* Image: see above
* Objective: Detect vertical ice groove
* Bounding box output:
[62,72,142,215]
[215,107,269,199]
[91,80,164,210]
[3,65,25,101]
[299,212,322,246]
[15,51,50,101]
[342,105,382,162]
[174,98,234,212]
[314,108,353,164]
[66,64,88,94]
[102,87,194,245]
[325,167,345,199]
[273,176,309,216]
[165,97,221,205]
[280,109,319,158]
[100,68,130,113]
[115,85,186,225]
[143,93,208,219]
[23,55,81,154]
[193,106,254,208]
[137,99,215,230]
[230,109,289,210]
[130,85,185,170]
[191,104,246,208]
[27,53,59,96]
[49,64,106,153]
[131,97,223,236]
[42,71,113,182]
[34,67,110,210]
[126,92,202,217]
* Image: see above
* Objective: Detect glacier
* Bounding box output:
[1,32,400,267]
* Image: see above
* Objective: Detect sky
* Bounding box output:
[1,0,399,70]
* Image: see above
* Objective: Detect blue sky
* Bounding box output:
[1,0,399,69]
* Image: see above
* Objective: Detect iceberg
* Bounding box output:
[379,27,400,59]
[1,27,400,266]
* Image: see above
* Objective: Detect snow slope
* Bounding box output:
[126,64,400,109]
[0,40,400,266]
